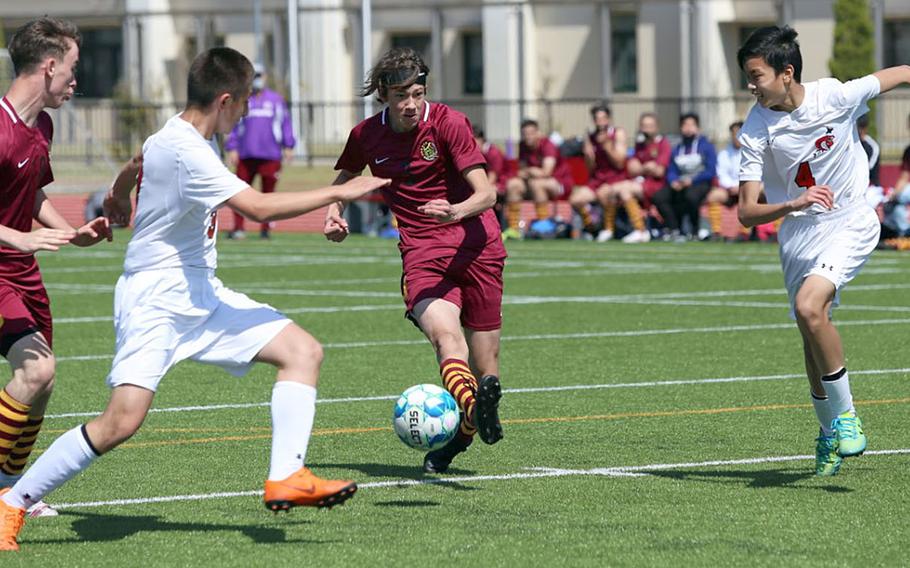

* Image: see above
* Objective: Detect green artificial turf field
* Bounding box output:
[4,234,908,566]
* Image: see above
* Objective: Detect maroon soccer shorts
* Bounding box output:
[0,283,52,357]
[401,254,504,332]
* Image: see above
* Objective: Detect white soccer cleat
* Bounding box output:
[621,229,651,243]
[26,500,59,518]
[595,229,614,242]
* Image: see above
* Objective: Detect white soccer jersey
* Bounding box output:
[739,75,880,214]
[123,115,248,272]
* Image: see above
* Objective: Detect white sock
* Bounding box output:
[821,367,855,418]
[268,381,317,481]
[1,425,99,510]
[811,392,837,436]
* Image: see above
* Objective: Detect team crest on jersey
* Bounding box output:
[420,140,438,161]
[811,126,835,158]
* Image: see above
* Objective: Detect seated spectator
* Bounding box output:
[472,124,507,227]
[705,121,750,241]
[568,104,627,237]
[503,118,574,240]
[597,112,671,243]
[652,112,717,241]
[883,113,910,238]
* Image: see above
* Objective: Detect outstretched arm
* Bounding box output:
[228,174,389,224]
[324,169,360,242]
[873,65,910,94]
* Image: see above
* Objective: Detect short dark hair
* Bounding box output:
[730,120,744,131]
[8,17,82,76]
[521,118,539,130]
[737,25,802,83]
[186,47,254,108]
[590,103,611,118]
[361,47,429,99]
[472,123,485,139]
[680,112,700,126]
[856,113,870,129]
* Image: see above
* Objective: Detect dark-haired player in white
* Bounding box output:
[737,25,910,475]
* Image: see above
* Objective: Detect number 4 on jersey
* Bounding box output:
[795,161,816,189]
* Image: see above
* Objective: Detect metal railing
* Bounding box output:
[43,93,910,166]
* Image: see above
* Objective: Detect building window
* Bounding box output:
[884,20,910,80]
[77,28,123,98]
[612,14,637,93]
[391,34,431,66]
[463,32,483,95]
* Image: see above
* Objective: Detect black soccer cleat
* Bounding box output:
[475,375,503,445]
[423,435,472,474]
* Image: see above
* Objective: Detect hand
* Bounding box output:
[418,199,461,223]
[8,228,75,253]
[334,176,391,202]
[227,150,240,169]
[103,190,133,227]
[793,184,834,211]
[71,217,113,247]
[282,148,294,165]
[324,212,350,242]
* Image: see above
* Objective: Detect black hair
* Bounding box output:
[680,112,700,127]
[361,47,429,99]
[472,123,485,139]
[856,113,870,129]
[737,25,802,82]
[521,118,539,130]
[187,47,254,108]
[730,120,744,131]
[590,103,611,118]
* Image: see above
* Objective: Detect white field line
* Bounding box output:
[50,448,910,510]
[43,366,910,419]
[43,280,910,323]
[12,317,910,367]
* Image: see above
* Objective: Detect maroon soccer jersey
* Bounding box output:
[0,97,55,352]
[481,142,507,191]
[587,127,626,186]
[0,97,54,284]
[519,137,573,190]
[335,102,506,263]
[632,135,672,200]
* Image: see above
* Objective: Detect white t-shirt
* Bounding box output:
[716,144,741,189]
[738,75,880,214]
[124,115,249,272]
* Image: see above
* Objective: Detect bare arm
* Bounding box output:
[418,166,497,223]
[604,128,627,169]
[228,174,389,224]
[33,189,73,231]
[873,65,910,94]
[737,180,833,227]
[323,169,360,242]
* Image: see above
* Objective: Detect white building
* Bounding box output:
[1,0,909,159]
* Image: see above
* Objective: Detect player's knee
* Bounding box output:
[19,356,56,393]
[286,335,324,373]
[794,298,827,330]
[430,330,466,359]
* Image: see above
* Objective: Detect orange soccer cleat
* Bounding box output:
[0,489,26,552]
[263,467,357,512]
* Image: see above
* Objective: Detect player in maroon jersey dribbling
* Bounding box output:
[325,47,505,473]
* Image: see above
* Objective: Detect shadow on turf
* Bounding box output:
[647,469,852,492]
[374,500,440,508]
[315,462,476,479]
[32,511,342,546]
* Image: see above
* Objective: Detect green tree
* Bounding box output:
[829,0,876,135]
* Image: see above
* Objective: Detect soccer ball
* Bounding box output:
[392,384,460,451]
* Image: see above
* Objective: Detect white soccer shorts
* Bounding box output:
[107,268,292,391]
[778,201,880,319]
